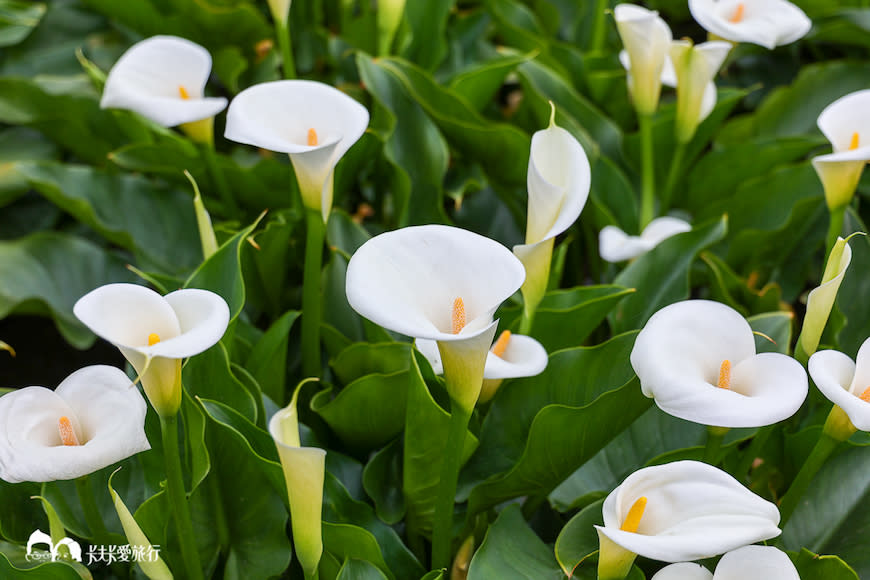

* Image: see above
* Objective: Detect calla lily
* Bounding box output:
[614,4,673,115]
[224,80,370,221]
[101,35,228,143]
[813,90,870,210]
[267,0,291,25]
[0,366,150,483]
[630,300,808,428]
[651,545,799,580]
[808,336,870,432]
[797,236,852,361]
[74,283,230,417]
[596,460,781,579]
[669,40,731,143]
[688,0,811,49]
[599,216,692,262]
[514,108,590,329]
[269,383,325,580]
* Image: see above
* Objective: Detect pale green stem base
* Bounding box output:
[661,141,687,214]
[160,413,204,580]
[275,20,296,79]
[301,209,325,378]
[430,403,473,571]
[638,114,656,230]
[826,205,846,259]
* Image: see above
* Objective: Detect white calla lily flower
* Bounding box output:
[101,35,228,138]
[669,40,731,143]
[630,300,808,428]
[809,336,870,431]
[688,0,811,49]
[651,545,798,580]
[0,366,150,483]
[267,0,291,25]
[614,4,673,115]
[651,563,713,580]
[600,216,692,262]
[798,236,852,359]
[347,225,525,410]
[224,80,370,221]
[596,460,781,578]
[813,90,870,210]
[74,283,230,417]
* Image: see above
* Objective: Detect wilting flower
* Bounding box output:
[101,35,228,142]
[797,236,852,359]
[74,284,229,417]
[0,366,150,483]
[224,80,370,222]
[269,385,325,580]
[614,4,673,115]
[651,545,799,580]
[809,336,870,432]
[631,300,808,428]
[669,40,731,143]
[813,90,870,210]
[600,216,691,262]
[514,108,590,326]
[346,225,525,411]
[596,460,781,579]
[688,0,811,49]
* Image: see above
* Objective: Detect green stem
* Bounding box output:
[75,475,111,546]
[201,143,240,216]
[590,0,610,53]
[661,142,687,214]
[301,209,325,378]
[275,20,296,79]
[703,426,728,464]
[304,569,320,580]
[431,403,473,571]
[638,114,656,230]
[778,432,840,525]
[826,204,846,259]
[519,308,534,335]
[160,413,204,580]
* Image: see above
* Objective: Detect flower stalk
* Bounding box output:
[301,208,325,378]
[275,20,296,79]
[638,113,656,230]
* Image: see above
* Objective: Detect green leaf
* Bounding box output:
[362,439,405,525]
[748,312,794,355]
[0,1,46,47]
[336,558,390,580]
[0,481,42,543]
[787,548,860,580]
[184,343,259,426]
[0,127,58,207]
[322,523,393,580]
[448,52,531,112]
[0,552,84,579]
[699,252,783,317]
[554,498,604,577]
[609,216,728,334]
[400,0,454,70]
[245,310,300,406]
[0,231,135,348]
[834,209,870,356]
[467,504,563,580]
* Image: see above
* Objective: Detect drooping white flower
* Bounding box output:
[74,283,229,417]
[346,225,525,410]
[813,90,870,210]
[600,216,692,262]
[101,36,228,129]
[651,545,799,580]
[630,300,808,428]
[0,366,150,483]
[224,80,370,221]
[614,4,673,115]
[669,40,731,143]
[809,336,870,431]
[688,0,811,49]
[596,460,781,578]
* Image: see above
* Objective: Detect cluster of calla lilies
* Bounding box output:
[4,0,870,578]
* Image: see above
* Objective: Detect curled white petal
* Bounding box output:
[809,338,870,431]
[614,4,673,114]
[345,225,525,342]
[688,0,811,49]
[596,460,781,562]
[600,217,691,262]
[714,545,799,580]
[483,333,548,380]
[652,563,713,580]
[631,300,808,428]
[0,366,150,483]
[101,35,227,126]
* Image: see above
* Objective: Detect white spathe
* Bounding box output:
[100,35,227,127]
[630,300,808,428]
[799,236,852,357]
[600,216,692,262]
[346,225,525,343]
[688,0,811,49]
[813,90,870,209]
[614,4,673,115]
[669,40,731,143]
[415,333,547,380]
[650,545,798,579]
[809,336,870,431]
[651,563,713,580]
[596,460,781,563]
[0,366,150,483]
[224,80,370,221]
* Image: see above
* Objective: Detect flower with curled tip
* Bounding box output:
[0,366,150,483]
[224,80,369,222]
[74,283,230,417]
[614,4,672,115]
[599,216,692,262]
[596,460,782,580]
[101,35,228,143]
[688,0,811,50]
[651,545,799,580]
[630,300,808,428]
[669,39,731,143]
[809,336,870,433]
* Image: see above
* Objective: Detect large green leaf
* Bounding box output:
[0,552,84,579]
[788,548,860,580]
[0,1,46,47]
[244,310,300,406]
[554,498,604,577]
[322,523,393,580]
[184,342,259,424]
[400,0,454,70]
[0,232,135,348]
